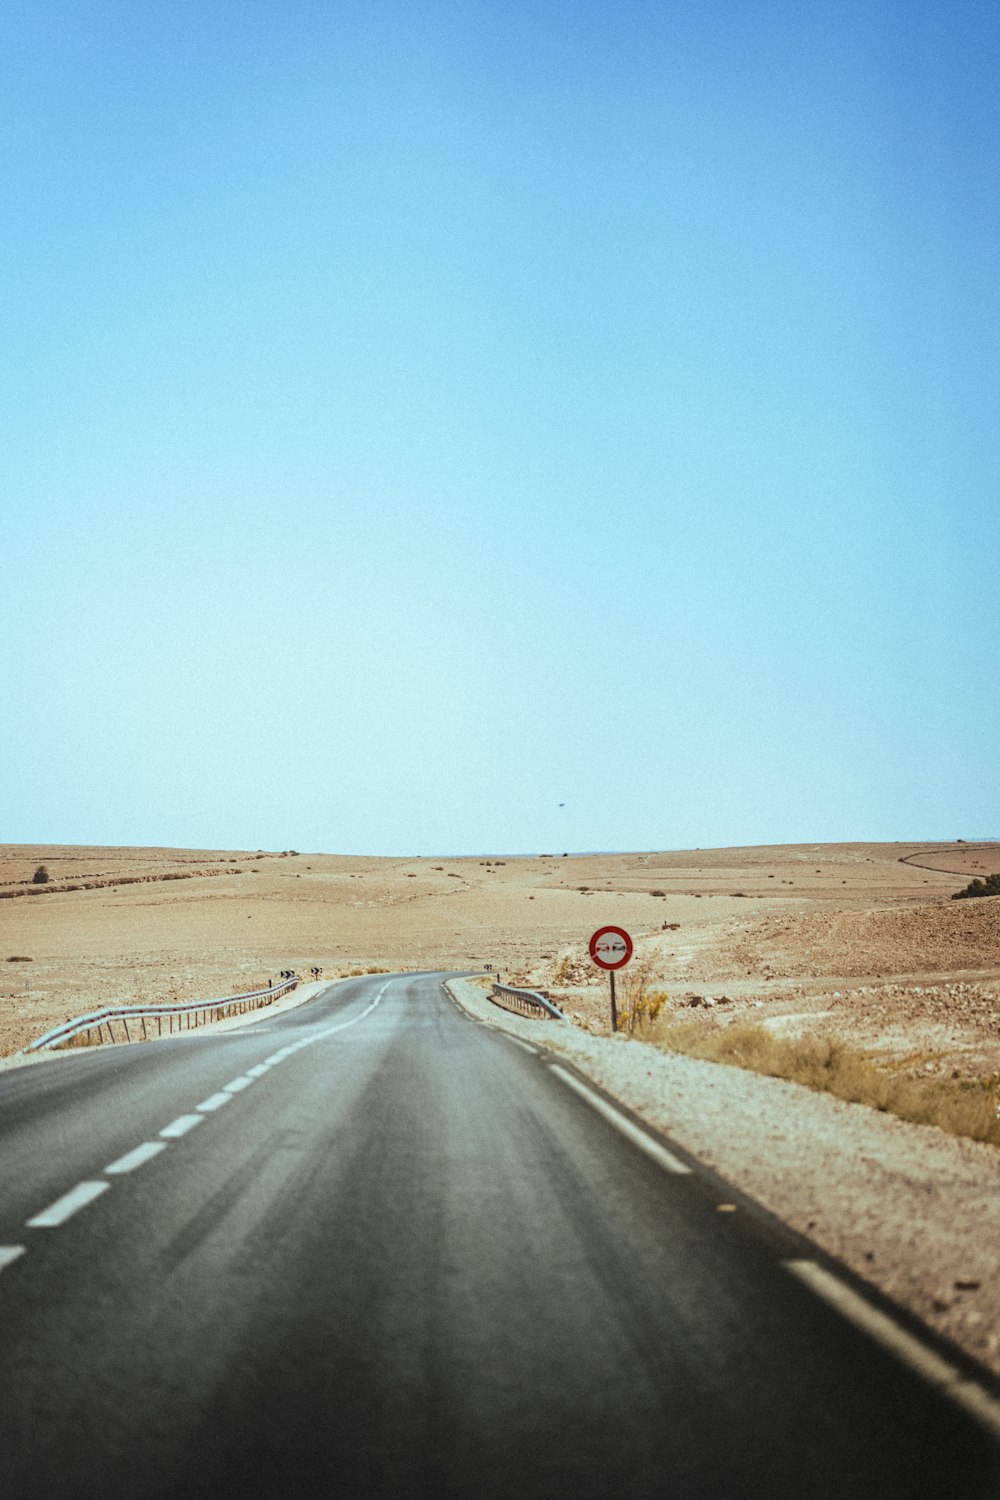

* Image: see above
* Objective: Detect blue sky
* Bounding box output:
[3,0,998,855]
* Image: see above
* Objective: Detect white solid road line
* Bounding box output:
[196,1091,234,1113]
[784,1260,1000,1442]
[549,1066,692,1175]
[28,1181,110,1228]
[104,1142,167,1175]
[0,1246,26,1272]
[160,1114,205,1138]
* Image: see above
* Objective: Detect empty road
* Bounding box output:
[1,972,998,1498]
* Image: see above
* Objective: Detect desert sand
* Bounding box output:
[2,840,997,1076]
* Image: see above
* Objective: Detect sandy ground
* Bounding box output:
[2,839,997,1068]
[2,839,998,1374]
[9,846,1000,1080]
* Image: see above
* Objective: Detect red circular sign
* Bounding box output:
[588,926,633,970]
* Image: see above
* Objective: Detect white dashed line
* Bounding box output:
[10,985,392,1255]
[175,985,392,1132]
[244,982,391,1069]
[160,1114,204,1139]
[313,982,391,1039]
[549,1066,692,1175]
[197,1091,234,1113]
[104,1142,167,1175]
[785,1260,1000,1442]
[28,1181,110,1228]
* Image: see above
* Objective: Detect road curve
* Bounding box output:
[0,972,998,1499]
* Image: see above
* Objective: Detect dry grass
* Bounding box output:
[616,958,670,1035]
[647,1018,1000,1147]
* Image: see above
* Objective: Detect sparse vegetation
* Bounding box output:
[952,873,1000,900]
[616,959,670,1036]
[650,1020,1000,1146]
[32,865,50,884]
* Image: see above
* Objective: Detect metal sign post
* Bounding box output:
[588,925,633,1033]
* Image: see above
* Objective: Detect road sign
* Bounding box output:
[588,926,633,971]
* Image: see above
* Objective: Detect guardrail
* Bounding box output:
[490,983,566,1021]
[20,975,301,1054]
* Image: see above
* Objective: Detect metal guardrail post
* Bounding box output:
[19,974,302,1055]
[489,983,566,1021]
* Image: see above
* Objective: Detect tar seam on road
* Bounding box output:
[549,1065,693,1175]
[28,1180,111,1228]
[785,1259,1000,1443]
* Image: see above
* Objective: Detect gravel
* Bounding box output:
[447,976,1000,1379]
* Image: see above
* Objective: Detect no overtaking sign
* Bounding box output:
[589,925,632,1032]
[588,926,633,971]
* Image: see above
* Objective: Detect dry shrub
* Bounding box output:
[551,952,593,985]
[653,1020,1000,1147]
[552,954,573,983]
[617,959,670,1036]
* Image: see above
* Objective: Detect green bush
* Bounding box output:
[952,873,1000,900]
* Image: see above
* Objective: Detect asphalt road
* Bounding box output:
[1,973,998,1499]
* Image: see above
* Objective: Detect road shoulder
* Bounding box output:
[445,974,1000,1383]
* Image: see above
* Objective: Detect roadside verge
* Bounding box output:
[0,979,337,1073]
[445,974,1000,1384]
